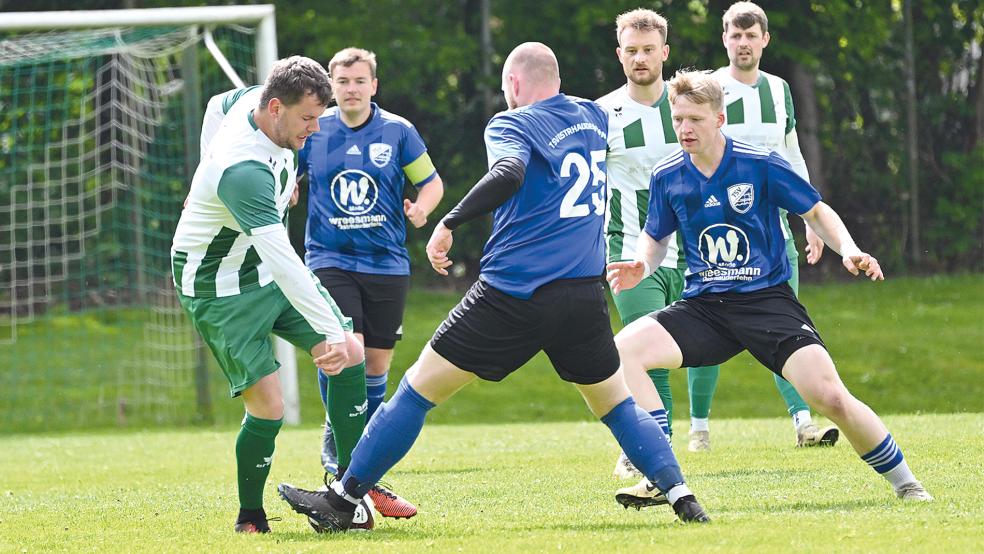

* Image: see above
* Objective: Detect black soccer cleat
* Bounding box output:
[671,495,711,523]
[277,482,354,533]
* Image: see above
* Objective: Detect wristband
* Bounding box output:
[642,260,652,277]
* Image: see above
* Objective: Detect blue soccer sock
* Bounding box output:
[365,371,388,422]
[861,433,918,489]
[601,397,686,494]
[649,409,671,438]
[342,376,435,498]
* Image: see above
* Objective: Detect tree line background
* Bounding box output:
[7,0,983,281]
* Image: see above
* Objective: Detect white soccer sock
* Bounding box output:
[690,417,709,432]
[330,479,361,506]
[883,459,918,490]
[792,410,812,430]
[666,484,693,505]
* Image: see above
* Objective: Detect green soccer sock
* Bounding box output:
[774,373,810,417]
[235,413,283,510]
[646,368,673,434]
[328,361,367,470]
[688,365,720,419]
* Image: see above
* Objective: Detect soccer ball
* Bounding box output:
[307,495,375,533]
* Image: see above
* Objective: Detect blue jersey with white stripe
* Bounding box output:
[299,104,437,275]
[644,136,821,297]
[480,94,609,299]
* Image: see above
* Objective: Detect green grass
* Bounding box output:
[1,414,981,552]
[2,274,982,432]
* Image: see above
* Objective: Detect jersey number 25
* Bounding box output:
[559,150,606,218]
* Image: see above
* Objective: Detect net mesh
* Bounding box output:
[0,23,259,431]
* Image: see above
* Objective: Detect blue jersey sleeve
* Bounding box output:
[643,171,678,241]
[399,124,428,167]
[484,112,531,169]
[765,152,822,214]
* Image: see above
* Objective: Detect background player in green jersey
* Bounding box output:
[597,9,723,480]
[171,57,365,533]
[682,0,837,449]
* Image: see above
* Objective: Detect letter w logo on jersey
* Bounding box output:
[331,169,379,216]
[727,183,754,213]
[698,224,750,269]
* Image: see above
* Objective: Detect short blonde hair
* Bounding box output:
[722,1,768,33]
[668,70,724,112]
[328,47,377,79]
[616,8,668,45]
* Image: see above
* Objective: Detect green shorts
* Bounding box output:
[612,266,686,326]
[178,282,352,397]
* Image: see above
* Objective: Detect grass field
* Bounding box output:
[2,413,982,553]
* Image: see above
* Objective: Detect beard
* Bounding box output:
[627,68,658,86]
[733,51,759,71]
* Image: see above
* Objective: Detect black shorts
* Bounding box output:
[430,277,620,385]
[314,267,409,349]
[652,283,825,377]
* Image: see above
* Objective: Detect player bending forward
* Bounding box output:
[172,57,366,533]
[608,70,932,508]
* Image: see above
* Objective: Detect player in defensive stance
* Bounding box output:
[608,70,933,507]
[278,42,710,531]
[171,57,365,533]
[695,0,837,451]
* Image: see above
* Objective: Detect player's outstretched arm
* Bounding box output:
[425,157,525,276]
[606,232,669,294]
[801,201,884,281]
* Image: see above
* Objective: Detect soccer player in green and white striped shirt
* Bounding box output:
[696,1,837,448]
[598,10,723,485]
[171,56,366,534]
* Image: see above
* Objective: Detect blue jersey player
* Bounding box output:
[297,47,443,518]
[608,70,932,504]
[278,43,711,530]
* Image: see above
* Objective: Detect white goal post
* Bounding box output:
[0,5,304,426]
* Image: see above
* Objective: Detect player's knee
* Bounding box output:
[247,397,284,421]
[811,386,852,421]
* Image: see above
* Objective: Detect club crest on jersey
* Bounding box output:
[727,183,754,213]
[330,169,379,216]
[369,143,392,168]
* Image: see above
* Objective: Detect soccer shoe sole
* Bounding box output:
[615,492,670,510]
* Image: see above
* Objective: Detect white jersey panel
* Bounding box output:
[597,85,684,268]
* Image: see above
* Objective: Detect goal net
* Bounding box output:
[0,8,278,431]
